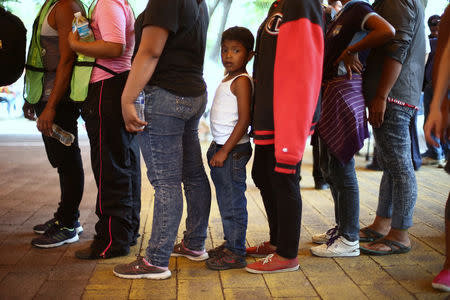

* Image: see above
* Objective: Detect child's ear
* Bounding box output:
[247,51,255,62]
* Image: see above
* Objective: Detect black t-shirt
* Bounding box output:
[135,0,209,97]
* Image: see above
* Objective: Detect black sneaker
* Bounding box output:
[75,246,129,260]
[31,224,79,248]
[205,248,247,270]
[207,242,226,258]
[33,218,83,235]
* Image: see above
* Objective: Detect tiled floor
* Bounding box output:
[0,133,449,299]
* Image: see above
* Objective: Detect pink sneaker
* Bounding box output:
[432,269,450,292]
[245,254,299,274]
[246,241,276,257]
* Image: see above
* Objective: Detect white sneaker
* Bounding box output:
[422,156,445,166]
[311,226,338,244]
[310,236,360,257]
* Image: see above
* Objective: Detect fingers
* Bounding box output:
[22,105,36,121]
[37,118,53,136]
[125,117,147,133]
[209,160,223,168]
[369,110,383,128]
[346,65,352,80]
[352,61,363,74]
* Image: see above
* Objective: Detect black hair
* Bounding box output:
[428,15,440,28]
[221,26,254,53]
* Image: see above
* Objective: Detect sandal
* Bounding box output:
[359,227,385,243]
[360,238,411,256]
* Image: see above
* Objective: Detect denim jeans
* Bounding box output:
[423,83,449,160]
[207,141,252,256]
[140,86,211,267]
[373,102,417,229]
[319,139,359,242]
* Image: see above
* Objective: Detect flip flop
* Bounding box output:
[360,238,411,256]
[359,227,385,243]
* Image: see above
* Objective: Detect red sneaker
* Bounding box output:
[245,254,299,274]
[432,269,450,292]
[246,241,276,257]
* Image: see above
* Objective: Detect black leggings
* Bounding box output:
[251,145,302,259]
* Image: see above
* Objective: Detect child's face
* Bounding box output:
[221,40,249,75]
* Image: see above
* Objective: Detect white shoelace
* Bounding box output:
[261,254,274,265]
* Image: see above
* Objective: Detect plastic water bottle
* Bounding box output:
[51,124,75,146]
[134,91,145,130]
[73,12,94,42]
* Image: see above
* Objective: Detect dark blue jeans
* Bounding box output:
[140,86,211,267]
[207,141,252,256]
[319,139,359,242]
[35,98,84,229]
[373,102,417,229]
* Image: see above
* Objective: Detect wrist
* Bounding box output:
[346,48,356,55]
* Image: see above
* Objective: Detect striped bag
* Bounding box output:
[317,74,369,164]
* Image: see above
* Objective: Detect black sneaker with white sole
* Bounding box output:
[31,224,79,248]
[33,218,83,235]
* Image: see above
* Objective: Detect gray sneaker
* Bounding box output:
[113,256,171,279]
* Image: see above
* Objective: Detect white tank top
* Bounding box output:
[41,3,58,37]
[210,73,253,145]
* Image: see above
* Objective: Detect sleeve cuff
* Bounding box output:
[274,161,298,174]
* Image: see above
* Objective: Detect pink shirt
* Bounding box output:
[90,0,135,83]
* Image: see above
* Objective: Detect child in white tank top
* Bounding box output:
[206,26,255,270]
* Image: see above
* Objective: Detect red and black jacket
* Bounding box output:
[251,0,324,174]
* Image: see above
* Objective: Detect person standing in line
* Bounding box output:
[68,0,141,259]
[204,26,254,271]
[359,0,425,255]
[23,0,85,248]
[310,0,395,257]
[113,0,211,280]
[244,0,324,274]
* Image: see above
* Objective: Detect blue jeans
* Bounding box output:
[139,86,211,267]
[319,139,359,242]
[423,84,449,160]
[207,141,252,256]
[373,102,417,229]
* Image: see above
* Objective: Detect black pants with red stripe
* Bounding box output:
[251,145,302,259]
[82,71,141,255]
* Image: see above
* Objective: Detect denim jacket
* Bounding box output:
[363,0,425,107]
